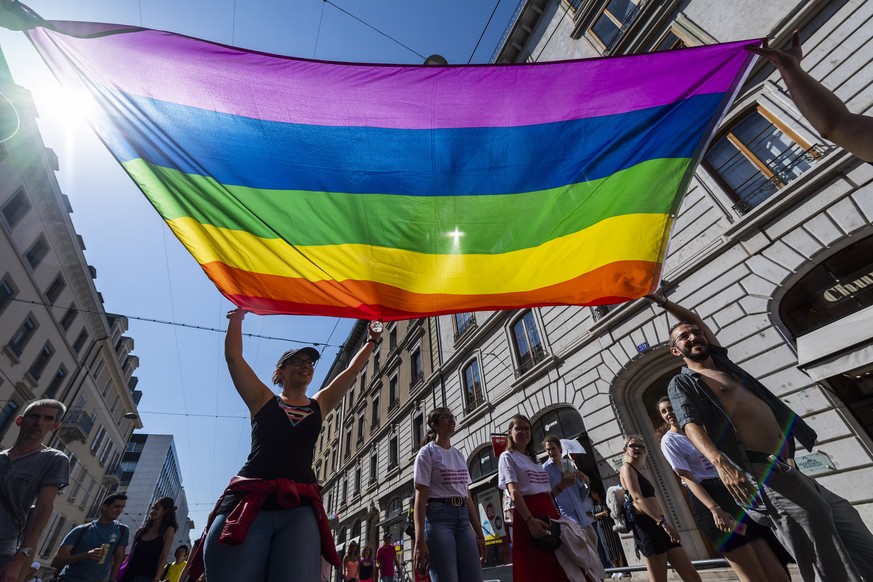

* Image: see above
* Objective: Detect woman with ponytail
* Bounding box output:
[412,407,485,582]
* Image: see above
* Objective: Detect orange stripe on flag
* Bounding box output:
[200,260,660,320]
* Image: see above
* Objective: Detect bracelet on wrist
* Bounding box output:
[524,515,533,524]
[708,504,720,512]
[657,516,666,527]
[366,338,376,344]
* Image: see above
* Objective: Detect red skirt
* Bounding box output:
[512,493,570,582]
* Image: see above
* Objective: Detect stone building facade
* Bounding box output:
[317,0,873,571]
[0,49,143,568]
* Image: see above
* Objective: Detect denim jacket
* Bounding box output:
[667,344,817,471]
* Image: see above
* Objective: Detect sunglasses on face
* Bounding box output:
[627,444,646,451]
[285,358,316,368]
[512,426,531,433]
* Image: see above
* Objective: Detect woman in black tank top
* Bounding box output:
[619,435,701,582]
[202,310,382,582]
[121,497,177,582]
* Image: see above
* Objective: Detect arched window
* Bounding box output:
[462,359,484,412]
[351,519,361,539]
[512,311,545,375]
[531,407,585,454]
[337,527,346,545]
[468,447,498,481]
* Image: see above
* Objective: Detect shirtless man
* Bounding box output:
[648,292,873,582]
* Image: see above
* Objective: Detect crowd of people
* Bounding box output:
[2,31,873,582]
[0,399,186,582]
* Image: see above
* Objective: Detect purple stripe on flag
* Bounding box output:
[29,23,759,130]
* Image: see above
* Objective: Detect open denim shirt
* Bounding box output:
[667,344,817,473]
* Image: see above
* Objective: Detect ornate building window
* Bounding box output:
[703,107,823,216]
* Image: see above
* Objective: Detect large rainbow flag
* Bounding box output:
[21,14,758,320]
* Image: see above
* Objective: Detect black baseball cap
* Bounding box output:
[276,347,320,367]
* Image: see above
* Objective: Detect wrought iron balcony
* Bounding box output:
[731,144,825,216]
[464,393,486,414]
[57,408,95,444]
[514,344,547,377]
[102,462,121,487]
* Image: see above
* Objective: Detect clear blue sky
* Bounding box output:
[0,0,518,531]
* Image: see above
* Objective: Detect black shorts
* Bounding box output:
[631,509,681,557]
[691,479,771,554]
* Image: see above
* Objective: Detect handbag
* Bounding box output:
[116,527,142,581]
[529,515,562,551]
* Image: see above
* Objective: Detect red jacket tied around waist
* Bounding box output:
[188,475,339,580]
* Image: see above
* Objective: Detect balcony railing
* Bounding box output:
[464,393,486,414]
[102,462,120,487]
[731,144,825,216]
[515,344,547,377]
[58,408,95,444]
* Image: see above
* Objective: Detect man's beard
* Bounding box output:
[681,343,710,361]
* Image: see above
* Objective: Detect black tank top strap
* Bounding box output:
[624,462,656,498]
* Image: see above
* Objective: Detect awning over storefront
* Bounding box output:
[797,304,873,381]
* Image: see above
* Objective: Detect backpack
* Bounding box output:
[606,485,633,533]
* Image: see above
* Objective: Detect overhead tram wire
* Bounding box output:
[313,0,326,58]
[8,297,345,349]
[534,0,573,62]
[231,0,238,47]
[0,398,251,421]
[468,0,502,64]
[321,0,427,60]
[161,228,197,498]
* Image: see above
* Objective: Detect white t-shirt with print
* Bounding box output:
[414,442,472,498]
[498,450,551,495]
[660,430,718,482]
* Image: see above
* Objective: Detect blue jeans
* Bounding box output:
[424,502,483,582]
[204,506,320,581]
